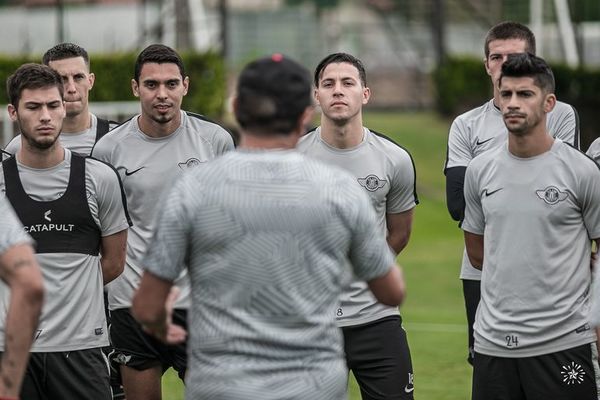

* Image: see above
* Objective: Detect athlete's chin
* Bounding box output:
[151,114,174,124]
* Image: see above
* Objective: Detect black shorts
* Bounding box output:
[342,315,414,400]
[12,348,111,400]
[109,308,187,380]
[472,344,598,400]
[462,279,481,366]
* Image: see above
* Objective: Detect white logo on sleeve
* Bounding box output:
[44,210,52,222]
[561,362,585,385]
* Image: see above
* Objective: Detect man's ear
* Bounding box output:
[544,93,557,114]
[7,104,17,122]
[131,79,140,97]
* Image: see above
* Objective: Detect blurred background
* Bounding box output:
[1,1,599,399]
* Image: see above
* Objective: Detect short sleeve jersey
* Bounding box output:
[586,137,600,165]
[142,149,395,400]
[297,127,417,327]
[462,139,600,357]
[0,149,130,351]
[0,196,33,253]
[92,111,234,310]
[446,99,579,280]
[4,114,115,157]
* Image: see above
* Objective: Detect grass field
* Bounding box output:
[162,111,472,399]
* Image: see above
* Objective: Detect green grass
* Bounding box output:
[162,111,472,399]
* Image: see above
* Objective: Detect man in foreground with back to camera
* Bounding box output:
[444,21,580,366]
[131,53,406,400]
[0,197,44,400]
[463,53,600,400]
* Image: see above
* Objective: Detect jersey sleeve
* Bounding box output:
[461,162,484,235]
[3,135,21,156]
[142,174,193,282]
[90,134,113,164]
[85,159,130,236]
[579,160,600,239]
[586,138,600,165]
[212,126,235,155]
[445,116,473,171]
[0,196,33,253]
[344,181,396,281]
[387,148,418,214]
[548,103,579,149]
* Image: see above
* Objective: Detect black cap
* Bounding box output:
[236,54,312,134]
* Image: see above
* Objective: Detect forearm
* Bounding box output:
[100,258,123,285]
[100,230,127,285]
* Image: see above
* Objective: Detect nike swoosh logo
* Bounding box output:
[124,167,145,176]
[476,137,493,146]
[483,188,502,197]
[404,386,414,393]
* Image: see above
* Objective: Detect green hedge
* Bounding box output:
[434,56,600,151]
[0,51,226,118]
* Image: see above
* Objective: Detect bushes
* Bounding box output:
[434,56,600,151]
[0,51,226,118]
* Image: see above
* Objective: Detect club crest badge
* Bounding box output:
[358,174,387,192]
[535,186,568,205]
[178,158,204,170]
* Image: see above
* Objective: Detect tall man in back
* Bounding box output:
[1,63,130,399]
[132,53,406,400]
[298,52,418,399]
[4,43,116,157]
[463,53,600,400]
[444,21,579,365]
[92,44,234,400]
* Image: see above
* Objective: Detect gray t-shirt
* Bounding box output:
[0,196,33,253]
[586,137,600,164]
[92,111,234,310]
[446,99,579,280]
[143,149,395,400]
[462,139,600,357]
[0,149,130,351]
[4,114,115,157]
[297,127,417,327]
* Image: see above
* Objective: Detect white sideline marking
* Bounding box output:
[403,322,466,333]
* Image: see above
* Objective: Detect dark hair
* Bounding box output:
[314,52,367,87]
[484,21,536,58]
[42,42,90,67]
[236,54,312,135]
[134,44,185,82]
[7,63,64,108]
[499,53,555,93]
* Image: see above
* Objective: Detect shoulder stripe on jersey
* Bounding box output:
[185,111,237,147]
[1,149,12,159]
[370,129,419,205]
[570,104,580,150]
[563,141,600,172]
[90,114,135,156]
[86,156,133,227]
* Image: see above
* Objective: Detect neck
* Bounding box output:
[62,111,91,133]
[508,123,554,158]
[238,130,300,150]
[17,142,65,169]
[319,115,364,149]
[492,86,501,109]
[137,111,182,138]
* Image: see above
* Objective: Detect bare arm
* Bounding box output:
[132,272,187,344]
[386,209,414,255]
[100,230,127,285]
[367,265,405,306]
[464,231,484,270]
[0,244,44,398]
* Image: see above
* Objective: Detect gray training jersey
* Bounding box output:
[0,196,33,253]
[462,139,600,357]
[0,149,129,351]
[446,99,579,281]
[297,127,417,327]
[4,114,114,157]
[586,137,600,164]
[143,149,396,400]
[92,111,234,310]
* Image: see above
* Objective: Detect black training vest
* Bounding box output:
[2,154,101,255]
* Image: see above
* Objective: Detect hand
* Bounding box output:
[164,287,187,344]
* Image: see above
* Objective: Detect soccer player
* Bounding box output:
[1,63,130,399]
[92,44,234,400]
[463,53,600,400]
[131,53,406,400]
[0,197,44,399]
[4,43,116,157]
[297,52,418,399]
[444,21,580,365]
